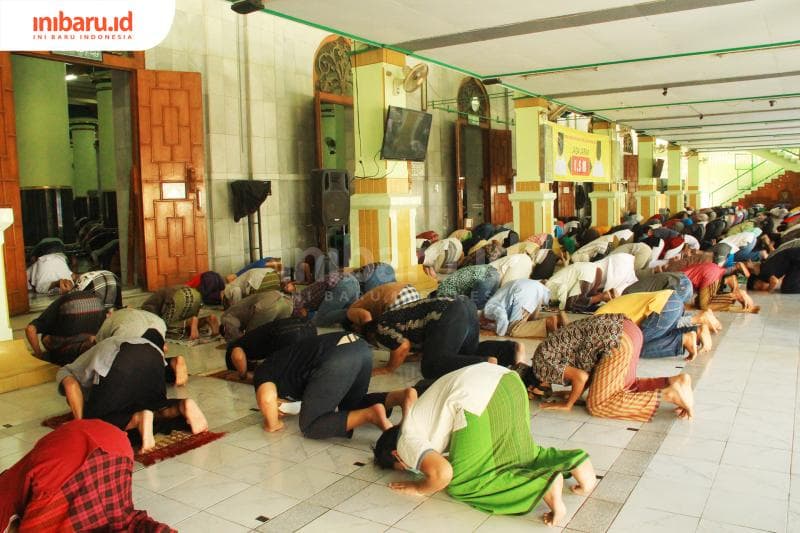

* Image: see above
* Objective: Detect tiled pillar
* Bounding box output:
[687,151,701,209]
[634,135,664,218]
[0,209,13,341]
[665,143,684,212]
[509,97,556,237]
[69,118,98,196]
[589,121,624,227]
[348,48,420,272]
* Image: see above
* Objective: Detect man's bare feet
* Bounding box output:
[181,399,208,434]
[542,473,567,527]
[663,374,694,419]
[365,403,393,431]
[188,316,200,340]
[139,410,155,452]
[172,355,189,386]
[570,460,597,495]
[230,347,248,379]
[545,316,558,333]
[682,331,698,361]
[264,420,285,433]
[558,311,570,327]
[372,366,393,376]
[698,324,712,354]
[208,314,220,336]
[487,356,498,365]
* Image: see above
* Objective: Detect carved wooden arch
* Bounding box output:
[312,35,353,98]
[457,77,490,124]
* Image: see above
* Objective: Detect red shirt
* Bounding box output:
[681,263,725,290]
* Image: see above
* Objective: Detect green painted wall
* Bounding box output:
[70,119,98,196]
[96,80,117,190]
[11,55,74,188]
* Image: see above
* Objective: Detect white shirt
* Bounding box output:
[721,232,756,253]
[26,253,72,294]
[398,364,511,470]
[490,254,533,286]
[683,234,700,250]
[545,262,600,310]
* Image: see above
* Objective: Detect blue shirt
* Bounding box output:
[483,279,550,336]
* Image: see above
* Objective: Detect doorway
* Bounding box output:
[11,54,135,310]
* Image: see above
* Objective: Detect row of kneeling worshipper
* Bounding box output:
[7,202,800,530]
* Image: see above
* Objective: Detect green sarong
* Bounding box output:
[163,287,202,337]
[256,271,281,293]
[447,372,588,515]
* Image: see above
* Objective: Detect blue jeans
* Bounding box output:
[470,267,501,310]
[312,276,360,326]
[675,274,694,304]
[640,292,691,358]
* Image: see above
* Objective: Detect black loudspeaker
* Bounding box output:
[311,169,350,226]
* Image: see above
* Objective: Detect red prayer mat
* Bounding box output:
[41,413,226,466]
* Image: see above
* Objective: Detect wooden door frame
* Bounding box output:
[2,51,148,303]
[454,117,491,229]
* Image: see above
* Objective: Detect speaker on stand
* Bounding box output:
[310,169,351,268]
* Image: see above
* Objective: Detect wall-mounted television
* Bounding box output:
[380,105,433,162]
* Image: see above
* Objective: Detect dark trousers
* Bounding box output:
[85,344,177,430]
[420,297,517,379]
[532,250,559,280]
[225,318,316,371]
[300,340,373,439]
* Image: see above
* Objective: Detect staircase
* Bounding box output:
[737,170,800,208]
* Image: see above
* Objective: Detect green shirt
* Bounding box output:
[437,265,496,297]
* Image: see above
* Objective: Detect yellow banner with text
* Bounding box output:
[551,124,611,183]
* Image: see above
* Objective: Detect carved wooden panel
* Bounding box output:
[488,129,513,225]
[0,53,28,315]
[136,70,208,290]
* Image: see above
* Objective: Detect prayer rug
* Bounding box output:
[204,369,253,385]
[166,334,221,347]
[41,413,225,466]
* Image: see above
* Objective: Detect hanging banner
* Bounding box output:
[551,124,611,183]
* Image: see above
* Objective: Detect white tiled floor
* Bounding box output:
[1,292,798,532]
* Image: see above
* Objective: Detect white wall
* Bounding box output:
[146,0,487,272]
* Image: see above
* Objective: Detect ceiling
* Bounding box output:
[256,0,800,151]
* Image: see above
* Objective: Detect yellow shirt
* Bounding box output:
[594,290,673,325]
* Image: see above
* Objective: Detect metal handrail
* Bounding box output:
[720,167,785,205]
[710,159,769,203]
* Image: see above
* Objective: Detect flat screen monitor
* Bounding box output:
[380,105,433,162]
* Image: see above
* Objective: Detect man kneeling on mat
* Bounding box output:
[254,332,411,439]
[56,329,209,452]
[373,363,596,527]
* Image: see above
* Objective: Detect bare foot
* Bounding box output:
[172,356,189,386]
[230,347,248,379]
[208,314,220,336]
[372,366,393,376]
[558,310,570,327]
[570,480,596,496]
[487,356,499,365]
[401,387,418,416]
[264,420,285,433]
[365,403,393,431]
[139,410,155,453]
[698,324,712,354]
[683,331,698,361]
[542,473,567,527]
[545,316,558,333]
[181,399,208,434]
[662,377,694,419]
[189,317,200,340]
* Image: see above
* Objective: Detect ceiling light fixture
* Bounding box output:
[65,74,78,81]
[230,0,264,15]
[482,78,502,85]
[769,100,776,107]
[662,88,668,96]
[699,114,704,120]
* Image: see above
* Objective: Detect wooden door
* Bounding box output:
[555,182,576,218]
[136,70,208,290]
[0,53,28,315]
[487,129,512,225]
